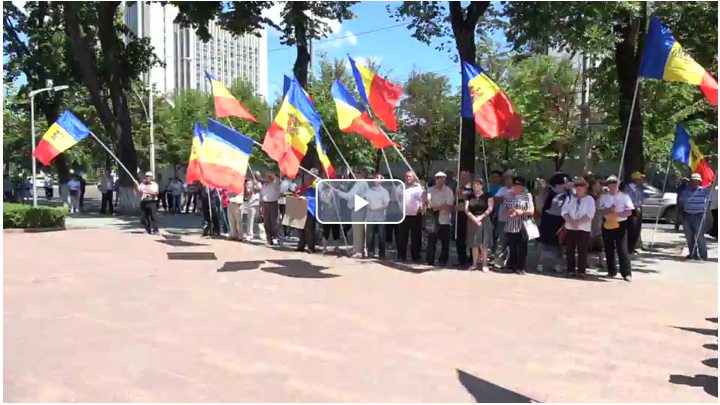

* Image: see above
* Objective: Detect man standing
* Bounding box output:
[337,168,370,258]
[99,169,114,215]
[79,174,87,211]
[425,171,454,266]
[710,184,718,239]
[279,175,298,238]
[227,186,244,241]
[397,171,424,262]
[365,174,391,259]
[243,175,263,241]
[624,171,645,254]
[678,173,710,261]
[168,178,184,214]
[68,175,81,213]
[598,175,634,281]
[455,170,474,266]
[156,173,168,212]
[491,170,515,264]
[260,171,281,246]
[296,171,318,253]
[44,175,54,200]
[137,172,159,234]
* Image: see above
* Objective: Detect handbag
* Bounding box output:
[522,217,540,241]
[424,211,440,234]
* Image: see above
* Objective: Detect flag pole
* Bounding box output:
[224,118,260,183]
[454,115,462,240]
[381,148,393,179]
[319,166,350,255]
[481,134,489,185]
[617,77,641,180]
[88,131,137,184]
[690,174,717,259]
[248,138,320,181]
[206,185,214,236]
[648,160,673,250]
[320,121,356,179]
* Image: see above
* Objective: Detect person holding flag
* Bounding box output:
[678,173,711,261]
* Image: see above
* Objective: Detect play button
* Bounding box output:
[354,194,369,212]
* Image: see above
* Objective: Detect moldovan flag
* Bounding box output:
[331,80,397,149]
[33,111,91,165]
[315,133,337,179]
[671,122,715,187]
[462,61,520,139]
[206,72,258,122]
[197,118,254,194]
[640,17,718,105]
[185,122,205,184]
[264,77,321,178]
[348,55,402,132]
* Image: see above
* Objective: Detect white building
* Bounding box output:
[122,2,268,100]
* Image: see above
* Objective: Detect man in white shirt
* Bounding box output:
[397,171,424,262]
[243,175,264,241]
[44,175,54,200]
[424,171,454,266]
[260,171,282,245]
[336,168,370,257]
[598,175,634,281]
[99,169,114,215]
[136,172,160,234]
[365,174,391,258]
[67,175,81,213]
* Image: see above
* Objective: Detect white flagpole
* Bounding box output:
[617,77,641,180]
[481,134,489,185]
[454,116,462,239]
[206,185,214,236]
[320,121,356,179]
[88,131,137,184]
[381,148,393,179]
[690,175,717,258]
[648,161,672,250]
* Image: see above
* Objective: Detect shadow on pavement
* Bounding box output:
[668,318,719,398]
[156,239,208,248]
[167,252,217,261]
[262,259,338,279]
[217,261,266,272]
[638,252,718,264]
[373,259,434,274]
[456,369,537,403]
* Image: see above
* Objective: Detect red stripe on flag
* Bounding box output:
[694,159,716,187]
[347,113,398,149]
[197,162,246,194]
[33,139,61,166]
[368,75,402,132]
[214,96,258,122]
[473,90,515,138]
[700,72,718,105]
[186,160,202,184]
[263,122,300,179]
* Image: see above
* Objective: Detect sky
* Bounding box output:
[264,1,507,99]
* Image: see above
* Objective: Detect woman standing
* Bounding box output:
[536,173,570,273]
[465,177,494,272]
[561,177,596,278]
[503,177,535,275]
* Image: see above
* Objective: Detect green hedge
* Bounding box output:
[3,203,68,229]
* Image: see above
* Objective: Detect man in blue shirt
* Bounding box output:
[679,173,710,261]
[624,171,645,254]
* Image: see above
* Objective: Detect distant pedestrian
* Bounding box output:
[99,169,114,215]
[397,170,424,262]
[68,175,81,213]
[44,176,54,200]
[295,171,318,253]
[79,175,87,211]
[279,175,298,238]
[156,173,168,212]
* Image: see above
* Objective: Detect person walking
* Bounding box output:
[502,176,535,275]
[678,173,710,261]
[624,171,645,254]
[44,176,54,200]
[397,171,424,262]
[99,169,114,215]
[137,172,159,234]
[424,171,454,266]
[68,175,81,213]
[455,170,474,267]
[598,175,634,281]
[260,171,281,246]
[336,168,370,257]
[365,174,391,259]
[561,177,596,278]
[465,176,494,272]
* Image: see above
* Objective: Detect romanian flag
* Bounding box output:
[348,56,402,132]
[461,61,520,139]
[331,80,397,149]
[640,17,718,105]
[264,77,321,178]
[671,122,715,187]
[185,122,205,184]
[197,118,254,194]
[33,111,91,165]
[206,72,258,122]
[315,133,337,179]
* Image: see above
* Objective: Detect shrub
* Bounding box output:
[3,203,68,229]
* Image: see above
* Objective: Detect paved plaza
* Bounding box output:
[3,210,718,402]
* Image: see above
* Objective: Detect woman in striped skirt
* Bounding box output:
[502,176,535,274]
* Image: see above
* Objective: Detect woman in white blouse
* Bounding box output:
[561,177,596,278]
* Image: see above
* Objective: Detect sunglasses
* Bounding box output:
[513,182,523,186]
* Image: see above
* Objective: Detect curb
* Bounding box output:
[3,226,67,233]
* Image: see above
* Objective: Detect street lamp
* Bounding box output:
[29,84,69,207]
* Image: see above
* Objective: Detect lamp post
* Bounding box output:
[29,84,69,207]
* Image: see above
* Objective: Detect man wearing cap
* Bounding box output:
[137,172,160,234]
[424,171,454,266]
[598,175,634,281]
[624,171,645,254]
[678,173,710,261]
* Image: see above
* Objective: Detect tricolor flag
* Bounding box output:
[206,73,258,122]
[314,133,337,179]
[197,119,254,194]
[331,80,397,149]
[640,17,718,105]
[263,77,321,178]
[461,61,521,139]
[348,56,402,132]
[671,123,715,187]
[33,111,91,165]
[283,75,314,104]
[185,122,205,184]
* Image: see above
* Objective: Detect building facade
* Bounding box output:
[122,2,268,100]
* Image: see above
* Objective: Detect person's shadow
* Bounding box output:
[457,369,537,403]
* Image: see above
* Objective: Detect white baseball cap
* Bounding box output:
[145,171,153,177]
[434,171,447,178]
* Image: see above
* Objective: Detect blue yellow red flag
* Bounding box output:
[197,118,254,193]
[461,61,520,139]
[331,80,397,149]
[185,122,205,184]
[33,111,91,165]
[348,55,402,132]
[314,133,337,179]
[671,122,715,187]
[640,17,718,105]
[206,72,258,122]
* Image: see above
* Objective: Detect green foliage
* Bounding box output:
[3,203,68,229]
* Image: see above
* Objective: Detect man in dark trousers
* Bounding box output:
[397,171,424,262]
[296,170,318,253]
[201,187,221,237]
[99,169,114,215]
[79,174,87,211]
[624,171,645,254]
[455,170,474,266]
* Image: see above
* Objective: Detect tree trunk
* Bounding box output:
[615,6,647,181]
[449,1,490,175]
